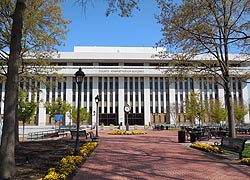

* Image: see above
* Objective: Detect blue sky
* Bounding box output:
[59,0,162,52]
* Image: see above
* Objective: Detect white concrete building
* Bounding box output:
[0,46,249,128]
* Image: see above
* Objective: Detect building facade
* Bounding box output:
[0,46,249,127]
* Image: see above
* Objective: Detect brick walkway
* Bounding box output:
[72,130,250,180]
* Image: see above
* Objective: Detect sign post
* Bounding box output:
[54,114,63,130]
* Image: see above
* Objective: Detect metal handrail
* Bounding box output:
[27,129,59,140]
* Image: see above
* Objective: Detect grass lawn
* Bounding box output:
[223,143,250,158]
[243,143,250,158]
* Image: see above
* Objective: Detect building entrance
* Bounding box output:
[127,113,144,125]
[99,113,118,125]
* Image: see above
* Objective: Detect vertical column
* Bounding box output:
[118,77,125,126]
[183,79,186,110]
[163,78,167,113]
[201,79,205,101]
[92,77,98,126]
[113,78,116,113]
[38,83,46,126]
[138,78,141,113]
[107,77,110,113]
[211,78,215,99]
[83,78,86,109]
[132,77,136,112]
[152,78,155,113]
[55,79,58,100]
[158,77,161,113]
[49,78,52,102]
[169,79,176,125]
[144,77,150,125]
[86,77,90,111]
[241,82,249,123]
[218,81,225,106]
[61,81,64,99]
[193,78,200,92]
[207,78,210,101]
[127,77,130,103]
[177,79,180,114]
[101,77,104,113]
[187,78,191,95]
[65,77,73,125]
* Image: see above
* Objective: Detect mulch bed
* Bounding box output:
[13,137,85,180]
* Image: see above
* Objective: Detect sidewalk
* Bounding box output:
[73,130,250,180]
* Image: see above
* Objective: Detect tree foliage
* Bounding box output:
[69,106,90,124]
[209,99,227,124]
[0,1,25,178]
[185,91,205,125]
[44,98,71,122]
[156,0,250,137]
[0,0,70,84]
[76,0,140,17]
[18,89,38,138]
[234,103,248,124]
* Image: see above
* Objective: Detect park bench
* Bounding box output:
[88,131,99,142]
[44,132,59,138]
[70,130,88,139]
[236,125,250,134]
[215,137,247,159]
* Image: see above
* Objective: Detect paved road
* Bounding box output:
[73,130,250,180]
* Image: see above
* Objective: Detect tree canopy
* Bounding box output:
[156,0,250,137]
[209,99,227,124]
[234,103,248,124]
[185,91,205,125]
[0,0,70,83]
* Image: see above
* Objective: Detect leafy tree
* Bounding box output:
[0,0,139,178]
[44,98,71,126]
[234,103,248,125]
[77,0,140,17]
[69,106,90,125]
[18,89,38,139]
[210,99,227,125]
[0,1,25,178]
[0,1,69,177]
[156,0,250,137]
[185,91,205,126]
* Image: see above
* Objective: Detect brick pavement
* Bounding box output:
[72,130,250,180]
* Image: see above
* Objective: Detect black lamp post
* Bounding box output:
[95,95,100,137]
[74,68,85,155]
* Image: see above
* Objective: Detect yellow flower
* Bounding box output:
[39,142,98,180]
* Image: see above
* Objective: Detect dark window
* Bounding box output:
[124,63,144,66]
[73,63,93,66]
[99,63,118,66]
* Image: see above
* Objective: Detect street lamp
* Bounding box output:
[95,95,100,137]
[74,68,85,155]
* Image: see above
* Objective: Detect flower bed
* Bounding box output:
[241,157,250,166]
[38,142,98,180]
[190,143,222,153]
[107,130,146,135]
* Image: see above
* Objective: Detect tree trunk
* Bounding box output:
[0,1,26,179]
[224,78,236,138]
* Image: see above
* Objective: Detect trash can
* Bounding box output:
[178,131,186,143]
[190,132,196,143]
